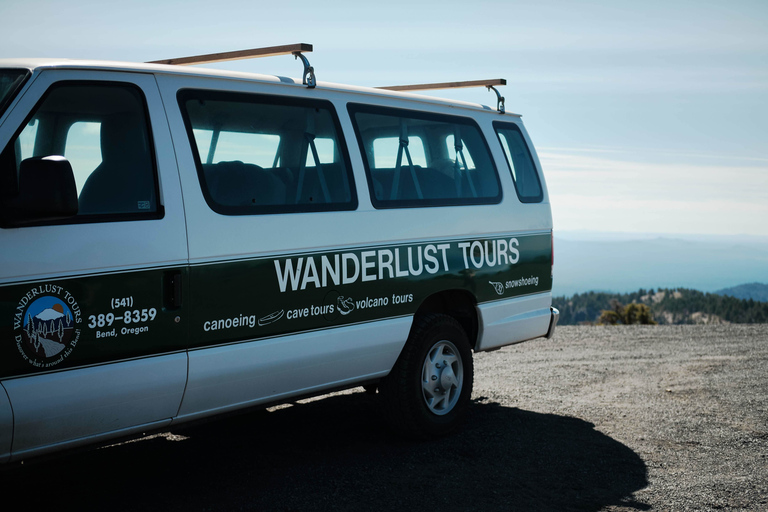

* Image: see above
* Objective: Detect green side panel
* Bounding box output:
[1,233,551,378]
[190,233,551,347]
[0,267,188,379]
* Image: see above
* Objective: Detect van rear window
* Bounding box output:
[493,122,543,203]
[178,90,357,215]
[348,104,501,209]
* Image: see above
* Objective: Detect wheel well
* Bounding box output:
[414,290,479,349]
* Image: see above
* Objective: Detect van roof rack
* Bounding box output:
[147,46,505,108]
[377,78,507,114]
[147,43,316,88]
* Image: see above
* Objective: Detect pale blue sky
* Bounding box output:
[2,0,766,236]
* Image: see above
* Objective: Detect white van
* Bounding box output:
[0,50,558,463]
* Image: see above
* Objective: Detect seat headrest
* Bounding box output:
[100,113,149,163]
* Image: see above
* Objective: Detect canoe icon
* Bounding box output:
[258,309,285,326]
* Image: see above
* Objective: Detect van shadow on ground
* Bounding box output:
[3,392,649,511]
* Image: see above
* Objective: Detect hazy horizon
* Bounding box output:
[555,230,768,243]
[2,0,766,238]
[552,233,768,297]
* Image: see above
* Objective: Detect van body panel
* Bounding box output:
[475,293,553,351]
[4,353,187,456]
[178,316,411,420]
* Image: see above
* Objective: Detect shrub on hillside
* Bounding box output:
[597,300,656,325]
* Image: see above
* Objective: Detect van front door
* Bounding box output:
[0,70,188,461]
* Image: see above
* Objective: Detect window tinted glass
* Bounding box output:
[0,82,160,223]
[310,138,336,165]
[179,90,356,215]
[373,136,426,168]
[17,118,38,161]
[494,122,543,203]
[0,69,29,116]
[197,130,281,168]
[348,104,501,208]
[65,121,102,194]
[445,134,475,169]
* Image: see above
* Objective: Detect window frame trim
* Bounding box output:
[347,103,503,209]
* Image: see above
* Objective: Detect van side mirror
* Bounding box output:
[1,156,78,227]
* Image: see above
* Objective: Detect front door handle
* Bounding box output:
[164,270,183,310]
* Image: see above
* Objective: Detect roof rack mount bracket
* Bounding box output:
[293,51,316,89]
[487,85,505,114]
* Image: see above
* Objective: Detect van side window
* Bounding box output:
[178,90,357,215]
[0,82,160,223]
[493,122,543,203]
[348,104,501,208]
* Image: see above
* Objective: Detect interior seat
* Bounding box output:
[78,113,156,215]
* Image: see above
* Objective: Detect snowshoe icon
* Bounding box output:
[489,281,505,296]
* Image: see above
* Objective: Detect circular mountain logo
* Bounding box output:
[14,286,82,368]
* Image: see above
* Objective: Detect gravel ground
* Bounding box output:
[2,325,766,511]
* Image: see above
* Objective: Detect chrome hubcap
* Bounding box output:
[421,340,463,415]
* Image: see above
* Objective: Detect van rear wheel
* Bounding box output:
[379,313,473,438]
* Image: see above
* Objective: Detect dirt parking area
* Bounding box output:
[2,325,767,511]
[475,325,768,511]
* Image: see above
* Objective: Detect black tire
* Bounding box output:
[379,313,473,438]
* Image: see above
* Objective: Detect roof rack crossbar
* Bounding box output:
[377,78,507,113]
[147,43,316,88]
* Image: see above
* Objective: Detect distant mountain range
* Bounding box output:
[553,287,768,325]
[552,232,768,297]
[714,283,768,302]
